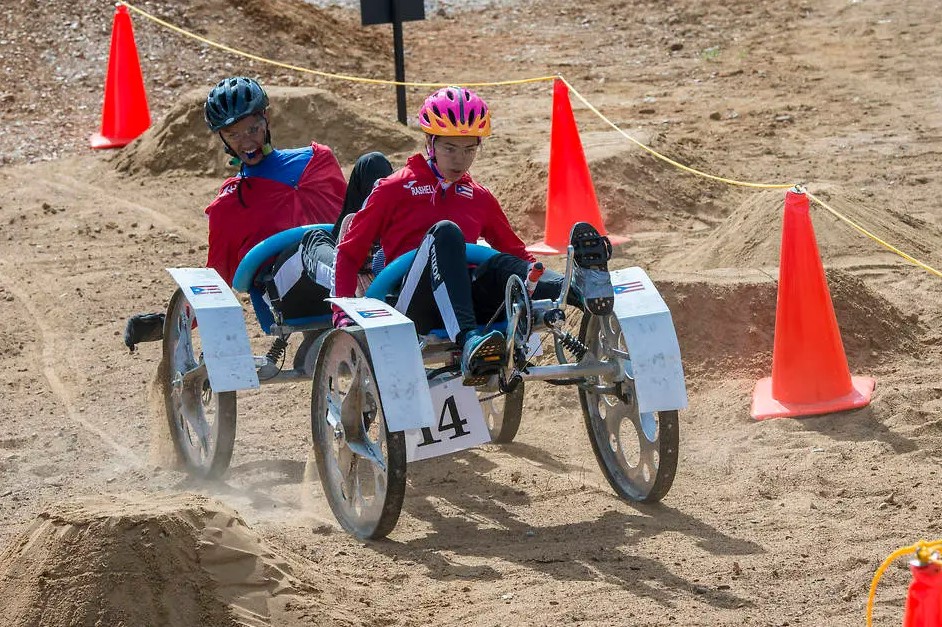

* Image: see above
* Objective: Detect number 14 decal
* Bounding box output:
[418,395,470,446]
[404,377,490,463]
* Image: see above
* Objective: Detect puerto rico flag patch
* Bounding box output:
[190,285,222,296]
[455,183,473,199]
[613,281,645,295]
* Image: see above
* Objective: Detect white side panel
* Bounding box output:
[328,297,435,431]
[166,268,259,393]
[610,267,688,413]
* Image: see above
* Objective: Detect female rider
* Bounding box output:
[333,86,610,385]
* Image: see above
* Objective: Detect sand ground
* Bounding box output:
[1,0,941,624]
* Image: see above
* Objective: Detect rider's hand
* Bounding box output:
[331,305,354,329]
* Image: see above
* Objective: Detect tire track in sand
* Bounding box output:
[5,166,204,243]
[0,259,142,466]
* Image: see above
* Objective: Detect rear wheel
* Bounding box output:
[578,312,679,502]
[479,380,524,444]
[161,288,237,479]
[311,329,406,539]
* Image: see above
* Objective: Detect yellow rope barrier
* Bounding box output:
[867,540,942,626]
[557,76,795,191]
[806,191,942,278]
[118,1,555,88]
[118,0,941,281]
[559,77,942,279]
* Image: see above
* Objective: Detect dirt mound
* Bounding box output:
[657,268,923,379]
[668,187,942,271]
[2,0,395,166]
[494,130,714,244]
[0,493,336,627]
[115,86,419,177]
[231,0,390,61]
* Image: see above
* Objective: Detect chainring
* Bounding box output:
[503,275,532,370]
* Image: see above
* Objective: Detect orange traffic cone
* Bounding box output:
[750,187,874,420]
[90,4,151,149]
[527,78,627,255]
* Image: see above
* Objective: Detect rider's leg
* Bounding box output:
[300,227,337,292]
[395,221,476,340]
[470,253,584,317]
[393,220,504,384]
[331,152,394,240]
[262,227,335,318]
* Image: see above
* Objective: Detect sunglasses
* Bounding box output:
[220,117,266,142]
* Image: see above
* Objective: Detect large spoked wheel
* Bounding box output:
[478,380,524,444]
[161,288,237,479]
[310,329,406,539]
[578,312,679,502]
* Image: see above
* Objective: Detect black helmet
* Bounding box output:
[204,77,269,132]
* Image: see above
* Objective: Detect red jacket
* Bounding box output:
[205,142,346,285]
[335,154,533,298]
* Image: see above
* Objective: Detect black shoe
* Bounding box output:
[570,222,614,315]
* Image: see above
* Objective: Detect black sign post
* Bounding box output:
[361,0,425,125]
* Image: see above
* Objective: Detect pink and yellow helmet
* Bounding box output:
[418,86,492,137]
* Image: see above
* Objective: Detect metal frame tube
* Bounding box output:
[519,360,617,382]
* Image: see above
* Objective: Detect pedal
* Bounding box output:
[462,332,505,387]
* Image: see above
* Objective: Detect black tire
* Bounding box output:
[479,382,524,444]
[161,288,237,479]
[310,328,407,539]
[578,312,679,502]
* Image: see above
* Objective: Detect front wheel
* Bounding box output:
[161,288,237,479]
[310,329,406,539]
[578,312,679,502]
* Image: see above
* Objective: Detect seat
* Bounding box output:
[233,232,506,340]
[231,224,333,334]
[366,243,504,340]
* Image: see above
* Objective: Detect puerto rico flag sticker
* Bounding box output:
[455,183,473,199]
[191,285,222,296]
[613,281,644,295]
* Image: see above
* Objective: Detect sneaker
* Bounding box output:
[570,222,614,315]
[460,329,506,387]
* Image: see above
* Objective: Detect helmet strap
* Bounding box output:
[428,157,445,181]
[259,115,273,156]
